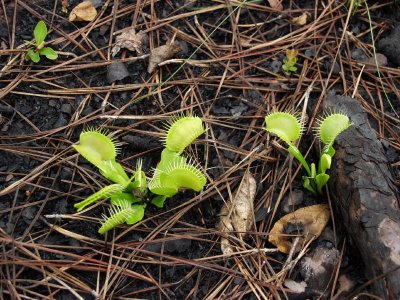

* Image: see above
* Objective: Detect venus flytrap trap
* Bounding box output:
[265,111,351,194]
[73,115,206,234]
[25,20,58,63]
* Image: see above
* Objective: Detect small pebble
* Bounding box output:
[351,48,368,61]
[304,48,316,58]
[270,60,282,73]
[107,61,130,83]
[60,103,72,115]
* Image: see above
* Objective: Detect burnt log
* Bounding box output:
[324,93,400,299]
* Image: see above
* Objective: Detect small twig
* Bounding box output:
[51,277,85,300]
[158,58,210,68]
[55,50,78,58]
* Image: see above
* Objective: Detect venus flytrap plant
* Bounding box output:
[148,115,206,207]
[73,115,206,234]
[265,110,351,194]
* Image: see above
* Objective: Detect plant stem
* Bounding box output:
[287,144,311,176]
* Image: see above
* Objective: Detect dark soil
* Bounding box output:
[1,0,400,299]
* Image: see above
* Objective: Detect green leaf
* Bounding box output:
[160,159,206,192]
[317,113,351,148]
[311,162,316,178]
[125,204,145,225]
[110,192,140,206]
[164,116,205,154]
[73,129,117,164]
[323,145,335,157]
[151,195,168,208]
[73,129,130,185]
[288,57,297,65]
[148,168,178,197]
[265,112,303,145]
[316,173,330,194]
[27,49,40,63]
[98,160,130,186]
[302,176,316,194]
[98,202,140,234]
[39,47,58,60]
[34,20,47,45]
[74,183,125,211]
[318,154,332,174]
[129,159,148,193]
[157,148,184,171]
[288,144,311,176]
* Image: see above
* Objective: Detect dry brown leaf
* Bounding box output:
[147,42,181,73]
[112,29,147,56]
[289,12,310,26]
[69,1,97,22]
[217,172,257,256]
[267,0,283,11]
[268,204,330,254]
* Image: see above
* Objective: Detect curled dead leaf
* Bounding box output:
[217,172,257,256]
[69,1,97,22]
[112,29,147,56]
[289,12,310,26]
[268,204,330,254]
[286,49,298,59]
[147,41,181,73]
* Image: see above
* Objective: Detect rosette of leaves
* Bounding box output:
[264,111,351,194]
[282,49,298,76]
[72,115,206,234]
[72,129,147,234]
[25,20,58,63]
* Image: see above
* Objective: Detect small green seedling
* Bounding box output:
[282,49,298,76]
[25,20,58,63]
[73,115,206,234]
[265,111,351,194]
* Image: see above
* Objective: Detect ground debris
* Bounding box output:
[326,93,400,298]
[148,41,181,73]
[300,245,339,297]
[332,274,356,300]
[69,1,97,22]
[289,12,310,26]
[283,279,307,294]
[217,172,256,256]
[267,0,283,11]
[107,61,129,83]
[112,29,147,56]
[268,204,330,254]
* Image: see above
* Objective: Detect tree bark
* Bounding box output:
[324,93,400,299]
